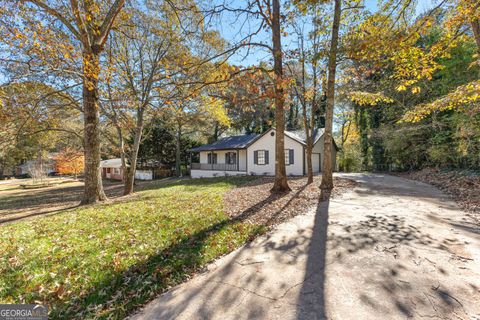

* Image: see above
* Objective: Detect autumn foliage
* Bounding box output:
[54,149,84,178]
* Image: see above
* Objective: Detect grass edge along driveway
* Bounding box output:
[0,176,264,319]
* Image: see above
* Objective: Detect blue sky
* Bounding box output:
[0,0,438,84]
[213,0,438,66]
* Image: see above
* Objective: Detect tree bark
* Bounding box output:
[81,51,107,204]
[116,125,127,182]
[300,52,314,184]
[212,122,220,142]
[123,109,144,195]
[306,137,313,183]
[175,124,182,177]
[24,0,126,204]
[270,0,290,192]
[320,0,341,191]
[471,19,480,54]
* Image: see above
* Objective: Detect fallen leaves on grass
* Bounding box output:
[224,176,358,226]
[0,177,262,319]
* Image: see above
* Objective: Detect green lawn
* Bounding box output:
[0,176,263,319]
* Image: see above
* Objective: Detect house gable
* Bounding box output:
[246,128,305,176]
[312,135,337,170]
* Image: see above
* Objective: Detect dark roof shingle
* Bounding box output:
[189,128,338,152]
[284,128,324,145]
[188,134,259,152]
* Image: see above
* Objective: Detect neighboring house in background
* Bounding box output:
[101,158,159,181]
[16,155,57,176]
[189,128,338,178]
[101,158,127,181]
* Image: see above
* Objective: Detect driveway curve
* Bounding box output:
[132,173,480,320]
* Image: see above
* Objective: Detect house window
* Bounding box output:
[225,152,236,165]
[207,153,217,164]
[285,149,294,165]
[254,150,268,165]
[258,151,266,165]
[114,168,120,174]
[106,168,111,173]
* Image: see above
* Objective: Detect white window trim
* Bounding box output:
[257,150,266,165]
[284,149,291,166]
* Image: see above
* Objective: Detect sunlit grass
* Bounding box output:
[0,176,263,319]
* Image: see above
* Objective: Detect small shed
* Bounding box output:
[135,169,153,180]
[136,160,173,179]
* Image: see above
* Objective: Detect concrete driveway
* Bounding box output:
[132,173,480,320]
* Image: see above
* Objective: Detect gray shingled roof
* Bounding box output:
[189,128,335,152]
[100,158,128,168]
[188,134,259,152]
[284,128,325,145]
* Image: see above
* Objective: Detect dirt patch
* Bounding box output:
[396,168,480,223]
[224,176,357,226]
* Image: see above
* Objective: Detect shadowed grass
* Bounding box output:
[0,176,264,319]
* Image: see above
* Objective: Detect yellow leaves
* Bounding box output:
[83,57,100,91]
[200,96,231,127]
[346,11,468,97]
[402,80,480,122]
[14,31,25,40]
[411,86,421,94]
[348,91,394,106]
[390,45,444,91]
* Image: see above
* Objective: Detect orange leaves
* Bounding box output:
[54,149,84,176]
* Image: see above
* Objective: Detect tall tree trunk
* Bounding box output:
[212,122,219,142]
[302,96,313,184]
[300,45,314,184]
[81,51,107,204]
[175,124,182,177]
[471,19,480,54]
[306,136,314,183]
[116,126,127,182]
[472,19,480,71]
[271,0,290,192]
[320,0,341,191]
[124,109,144,195]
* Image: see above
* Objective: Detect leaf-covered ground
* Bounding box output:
[0,176,264,319]
[0,178,125,224]
[224,176,358,225]
[397,168,480,223]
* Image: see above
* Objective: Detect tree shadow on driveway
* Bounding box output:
[295,189,330,320]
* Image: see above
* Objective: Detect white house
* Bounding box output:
[16,154,57,176]
[189,128,338,178]
[100,158,154,181]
